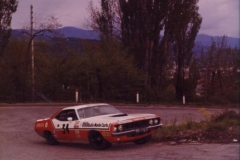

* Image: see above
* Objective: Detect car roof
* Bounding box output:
[62,103,109,110]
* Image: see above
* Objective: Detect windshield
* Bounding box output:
[77,105,122,119]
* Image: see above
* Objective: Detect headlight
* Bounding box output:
[113,126,117,132]
[149,119,153,125]
[154,119,158,124]
[118,125,123,131]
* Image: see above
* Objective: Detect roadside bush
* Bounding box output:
[198,108,211,120]
[211,110,240,122]
[206,121,228,132]
[153,109,240,142]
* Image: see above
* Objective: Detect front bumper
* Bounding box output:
[111,123,162,136]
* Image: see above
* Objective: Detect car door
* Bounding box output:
[52,109,78,141]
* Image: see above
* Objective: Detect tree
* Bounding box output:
[31,38,142,102]
[168,0,202,100]
[22,14,62,102]
[77,39,143,101]
[183,57,200,101]
[0,0,18,56]
[89,0,170,89]
[119,0,169,88]
[0,39,29,102]
[87,0,203,102]
[35,47,79,102]
[199,36,240,103]
[88,0,116,41]
[22,15,62,65]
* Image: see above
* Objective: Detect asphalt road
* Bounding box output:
[0,104,239,160]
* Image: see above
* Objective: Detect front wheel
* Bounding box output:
[133,135,152,145]
[44,131,58,145]
[88,131,112,150]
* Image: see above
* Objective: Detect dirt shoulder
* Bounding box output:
[153,110,240,145]
[153,126,240,144]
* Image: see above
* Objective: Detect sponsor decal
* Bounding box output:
[74,121,80,128]
[36,123,44,128]
[45,122,48,128]
[132,117,145,121]
[118,119,132,124]
[102,132,111,136]
[82,122,109,128]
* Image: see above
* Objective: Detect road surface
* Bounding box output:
[0,104,239,160]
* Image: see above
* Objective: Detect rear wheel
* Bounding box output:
[133,135,151,145]
[88,131,112,150]
[44,131,58,145]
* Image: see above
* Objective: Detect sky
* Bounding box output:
[11,0,240,38]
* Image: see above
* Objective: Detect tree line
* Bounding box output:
[0,0,239,104]
[89,0,202,100]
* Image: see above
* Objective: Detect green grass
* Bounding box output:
[152,109,240,141]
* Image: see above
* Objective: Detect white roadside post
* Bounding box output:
[136,91,139,103]
[183,94,186,105]
[75,88,79,103]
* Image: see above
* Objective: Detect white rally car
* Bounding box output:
[34,103,162,150]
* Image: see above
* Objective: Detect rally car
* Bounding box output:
[34,103,162,150]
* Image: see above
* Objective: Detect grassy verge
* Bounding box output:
[152,109,240,144]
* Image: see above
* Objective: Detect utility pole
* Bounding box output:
[30,5,35,102]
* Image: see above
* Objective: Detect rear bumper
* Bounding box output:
[111,123,162,136]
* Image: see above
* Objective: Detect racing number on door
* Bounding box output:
[62,124,69,134]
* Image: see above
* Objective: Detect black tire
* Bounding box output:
[44,131,58,145]
[133,135,152,145]
[88,131,112,150]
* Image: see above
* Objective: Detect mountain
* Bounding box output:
[56,27,100,40]
[58,27,239,48]
[195,34,240,48]
[11,27,239,48]
[11,29,26,39]
[11,27,100,40]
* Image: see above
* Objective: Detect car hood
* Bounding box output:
[81,113,157,125]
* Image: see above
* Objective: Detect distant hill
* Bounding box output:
[11,27,100,40]
[56,27,99,40]
[11,26,239,49]
[11,29,25,39]
[195,34,239,48]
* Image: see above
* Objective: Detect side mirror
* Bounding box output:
[67,117,73,121]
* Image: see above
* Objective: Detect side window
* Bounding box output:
[55,109,78,121]
[84,107,93,118]
[78,109,85,119]
[77,107,94,119]
[55,110,68,121]
[67,110,78,120]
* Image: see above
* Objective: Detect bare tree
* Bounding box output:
[88,0,120,41]
[200,36,239,103]
[22,14,62,102]
[22,15,62,51]
[0,0,18,56]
